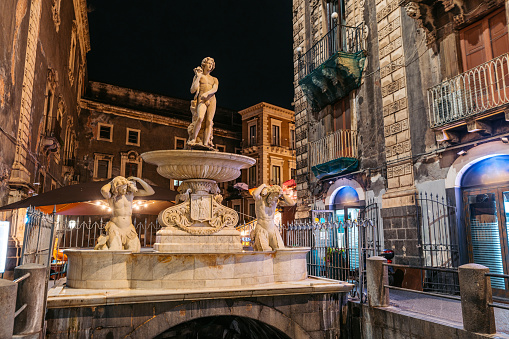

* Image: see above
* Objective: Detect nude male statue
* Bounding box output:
[250,184,296,251]
[188,57,218,148]
[94,176,155,253]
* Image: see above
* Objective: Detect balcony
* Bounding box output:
[427,53,509,135]
[298,23,366,112]
[309,129,358,179]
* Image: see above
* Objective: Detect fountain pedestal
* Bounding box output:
[141,150,256,253]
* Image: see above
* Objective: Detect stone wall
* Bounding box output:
[45,293,348,339]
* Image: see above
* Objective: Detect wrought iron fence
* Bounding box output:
[283,202,382,302]
[53,216,161,252]
[415,192,459,269]
[308,129,358,167]
[427,53,509,127]
[298,23,365,81]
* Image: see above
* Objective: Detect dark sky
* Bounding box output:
[86,1,294,111]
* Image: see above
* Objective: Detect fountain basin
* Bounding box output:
[65,248,310,289]
[141,150,256,183]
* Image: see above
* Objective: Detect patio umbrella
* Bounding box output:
[0,180,177,215]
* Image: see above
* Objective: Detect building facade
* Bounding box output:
[293,0,509,297]
[235,102,296,223]
[0,0,90,278]
[76,81,242,191]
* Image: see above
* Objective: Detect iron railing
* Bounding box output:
[53,216,161,251]
[298,23,365,81]
[308,129,358,167]
[415,192,459,269]
[427,53,509,127]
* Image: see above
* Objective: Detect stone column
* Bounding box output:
[0,279,17,338]
[366,256,389,307]
[458,263,496,334]
[13,263,47,336]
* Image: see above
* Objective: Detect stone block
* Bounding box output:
[390,46,404,62]
[387,8,400,24]
[387,177,400,189]
[152,254,195,281]
[194,254,235,280]
[394,108,407,122]
[389,26,401,42]
[391,66,405,82]
[381,74,393,88]
[399,174,413,187]
[385,135,397,147]
[397,229,406,239]
[393,87,407,101]
[384,114,395,126]
[377,17,389,32]
[382,94,394,107]
[379,36,390,50]
[380,55,391,68]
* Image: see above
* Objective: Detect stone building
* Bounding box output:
[236,102,296,222]
[76,81,242,191]
[0,0,90,277]
[293,0,509,297]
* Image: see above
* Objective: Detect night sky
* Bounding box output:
[86,1,294,111]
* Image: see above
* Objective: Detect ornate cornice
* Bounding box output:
[239,102,295,121]
[80,98,239,139]
[73,0,91,62]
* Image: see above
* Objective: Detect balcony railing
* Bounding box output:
[309,129,358,168]
[427,53,509,128]
[298,23,365,81]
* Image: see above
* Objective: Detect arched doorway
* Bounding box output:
[461,155,509,298]
[153,316,292,339]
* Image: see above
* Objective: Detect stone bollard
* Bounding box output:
[366,256,389,307]
[458,263,496,334]
[0,279,17,338]
[13,263,47,337]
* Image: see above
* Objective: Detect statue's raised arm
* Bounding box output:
[127,176,155,197]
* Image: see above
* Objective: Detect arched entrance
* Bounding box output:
[460,155,509,298]
[154,316,292,339]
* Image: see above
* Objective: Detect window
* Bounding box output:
[248,123,257,146]
[333,96,351,131]
[272,125,280,146]
[175,137,186,150]
[233,204,241,213]
[249,203,256,218]
[272,165,281,185]
[126,128,140,146]
[460,8,509,72]
[44,90,54,133]
[290,126,296,150]
[68,21,77,84]
[97,123,113,142]
[291,168,297,179]
[94,154,112,180]
[217,145,226,152]
[121,151,142,178]
[173,180,183,190]
[248,165,257,187]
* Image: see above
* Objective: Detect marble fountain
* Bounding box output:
[63,149,313,290]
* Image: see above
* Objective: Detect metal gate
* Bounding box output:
[20,207,56,267]
[283,200,382,302]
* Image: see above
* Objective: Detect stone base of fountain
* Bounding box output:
[153,227,243,253]
[64,247,310,289]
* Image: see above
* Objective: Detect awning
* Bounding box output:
[0,180,177,215]
[311,158,359,180]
